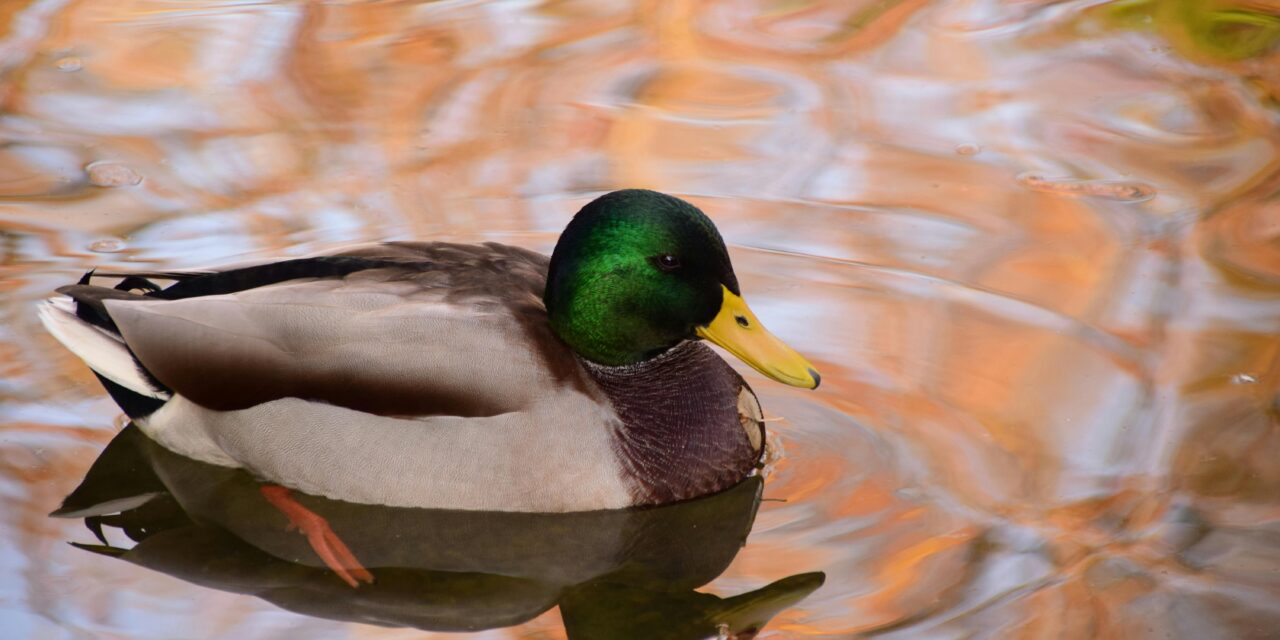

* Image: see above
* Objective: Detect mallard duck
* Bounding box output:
[41,189,820,514]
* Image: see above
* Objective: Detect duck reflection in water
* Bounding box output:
[54,425,824,638]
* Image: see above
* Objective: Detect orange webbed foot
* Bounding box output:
[259,485,374,588]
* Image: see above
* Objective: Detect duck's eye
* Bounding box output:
[654,254,681,271]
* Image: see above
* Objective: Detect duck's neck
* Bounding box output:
[581,341,763,505]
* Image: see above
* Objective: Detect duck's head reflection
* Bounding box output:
[54,425,824,638]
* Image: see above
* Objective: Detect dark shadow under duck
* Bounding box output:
[54,425,825,639]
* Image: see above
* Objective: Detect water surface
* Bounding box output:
[2,0,1279,637]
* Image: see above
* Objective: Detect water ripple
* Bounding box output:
[1,0,1278,637]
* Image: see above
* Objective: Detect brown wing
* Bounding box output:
[99,242,582,417]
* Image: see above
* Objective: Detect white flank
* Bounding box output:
[38,298,170,400]
[138,394,633,512]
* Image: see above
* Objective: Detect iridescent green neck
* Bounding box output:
[543,190,736,366]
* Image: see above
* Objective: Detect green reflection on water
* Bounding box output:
[1097,0,1280,61]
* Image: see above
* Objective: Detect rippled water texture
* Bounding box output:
[3,0,1280,637]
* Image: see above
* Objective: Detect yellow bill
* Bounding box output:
[696,286,821,389]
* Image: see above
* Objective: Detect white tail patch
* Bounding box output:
[38,298,170,400]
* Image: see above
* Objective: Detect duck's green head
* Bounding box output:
[545,189,819,389]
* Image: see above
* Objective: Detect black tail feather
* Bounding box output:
[57,284,150,334]
[114,276,161,293]
[150,256,421,300]
[69,257,419,303]
[95,372,165,419]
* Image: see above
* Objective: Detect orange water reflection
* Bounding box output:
[2,0,1279,637]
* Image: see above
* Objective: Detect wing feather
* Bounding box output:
[100,243,573,417]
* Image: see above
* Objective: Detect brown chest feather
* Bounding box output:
[584,341,765,505]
